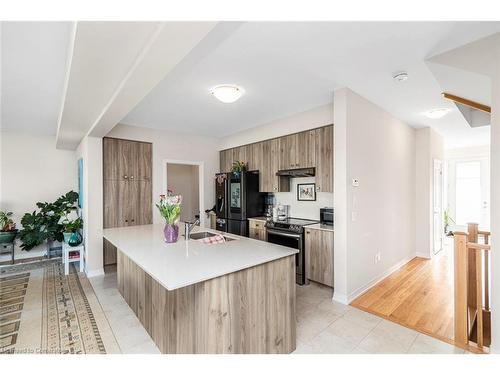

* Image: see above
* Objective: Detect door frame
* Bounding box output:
[162,159,205,227]
[433,159,444,255]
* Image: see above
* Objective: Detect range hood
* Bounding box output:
[276,167,315,178]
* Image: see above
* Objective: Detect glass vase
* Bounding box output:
[164,224,179,243]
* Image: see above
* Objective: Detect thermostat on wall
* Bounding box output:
[352,178,359,187]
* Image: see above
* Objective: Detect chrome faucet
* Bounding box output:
[184,219,200,239]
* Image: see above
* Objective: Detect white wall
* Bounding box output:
[415,127,444,259]
[219,103,334,221]
[333,88,416,304]
[76,135,103,277]
[107,124,219,225]
[0,131,77,257]
[219,103,333,150]
[490,52,500,352]
[166,163,200,223]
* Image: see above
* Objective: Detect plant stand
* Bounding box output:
[62,242,84,275]
[0,242,15,265]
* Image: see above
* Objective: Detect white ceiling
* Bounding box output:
[3,22,500,148]
[122,21,500,147]
[1,22,72,134]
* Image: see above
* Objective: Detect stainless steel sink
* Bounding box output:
[189,231,217,240]
[188,231,236,242]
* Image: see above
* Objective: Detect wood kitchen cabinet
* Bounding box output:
[103,137,152,266]
[219,149,232,172]
[248,219,267,241]
[314,125,333,193]
[279,130,316,170]
[305,227,334,287]
[246,142,262,171]
[218,125,332,193]
[279,133,298,170]
[261,139,290,193]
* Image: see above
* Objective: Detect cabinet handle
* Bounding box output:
[255,223,260,228]
[124,175,128,179]
[316,186,321,191]
[306,231,310,234]
[130,175,134,179]
[125,220,129,223]
[131,219,135,223]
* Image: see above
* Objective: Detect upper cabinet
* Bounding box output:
[218,125,333,193]
[219,149,232,173]
[103,137,152,182]
[314,125,333,193]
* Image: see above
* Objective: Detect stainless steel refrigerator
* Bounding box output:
[215,170,265,236]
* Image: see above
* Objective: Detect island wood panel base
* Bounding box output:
[117,250,296,354]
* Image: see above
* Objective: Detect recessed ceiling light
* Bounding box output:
[393,72,409,82]
[210,84,245,103]
[424,108,451,119]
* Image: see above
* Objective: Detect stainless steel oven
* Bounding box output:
[266,228,306,285]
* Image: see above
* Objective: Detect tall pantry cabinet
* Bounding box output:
[103,137,153,266]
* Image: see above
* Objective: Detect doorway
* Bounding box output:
[164,161,202,225]
[447,156,490,231]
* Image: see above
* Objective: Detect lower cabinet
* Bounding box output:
[248,219,267,241]
[305,228,334,287]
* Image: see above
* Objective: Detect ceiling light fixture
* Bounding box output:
[210,84,245,103]
[393,71,409,82]
[424,108,452,119]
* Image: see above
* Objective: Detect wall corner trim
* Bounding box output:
[86,268,105,278]
[332,292,349,305]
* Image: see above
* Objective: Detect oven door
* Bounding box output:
[266,229,305,285]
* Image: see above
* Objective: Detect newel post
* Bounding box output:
[454,231,469,346]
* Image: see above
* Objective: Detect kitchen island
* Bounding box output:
[103,224,297,354]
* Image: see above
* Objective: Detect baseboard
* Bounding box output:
[86,268,105,278]
[415,252,431,259]
[332,291,348,305]
[346,255,415,304]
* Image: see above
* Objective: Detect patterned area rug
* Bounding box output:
[0,260,119,354]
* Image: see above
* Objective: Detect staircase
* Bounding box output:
[454,223,491,352]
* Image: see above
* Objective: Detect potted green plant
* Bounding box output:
[231,160,246,175]
[0,210,18,244]
[61,217,83,247]
[19,191,80,251]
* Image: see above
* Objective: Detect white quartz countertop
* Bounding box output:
[103,224,298,291]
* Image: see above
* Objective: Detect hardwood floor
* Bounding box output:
[351,244,454,346]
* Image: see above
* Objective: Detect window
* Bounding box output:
[455,161,481,225]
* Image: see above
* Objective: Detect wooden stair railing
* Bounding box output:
[454,223,491,351]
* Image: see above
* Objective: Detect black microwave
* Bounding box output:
[320,208,333,226]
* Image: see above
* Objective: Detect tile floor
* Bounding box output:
[89,268,465,354]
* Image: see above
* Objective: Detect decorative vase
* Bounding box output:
[63,232,72,243]
[64,232,83,247]
[68,232,83,247]
[164,224,179,243]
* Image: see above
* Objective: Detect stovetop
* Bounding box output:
[265,217,319,234]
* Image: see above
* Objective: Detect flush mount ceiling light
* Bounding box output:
[393,71,409,82]
[424,108,452,119]
[210,84,245,103]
